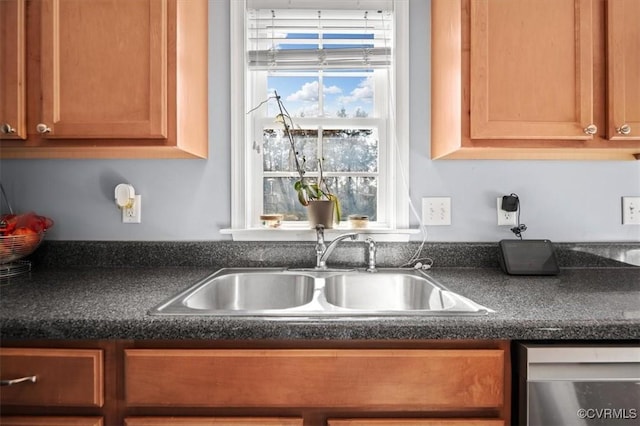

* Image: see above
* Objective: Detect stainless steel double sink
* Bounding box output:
[150,268,493,317]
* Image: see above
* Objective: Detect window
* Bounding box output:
[228,0,409,240]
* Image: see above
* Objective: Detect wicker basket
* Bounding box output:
[0,231,45,264]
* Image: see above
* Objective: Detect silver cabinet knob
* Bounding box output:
[1,123,16,134]
[616,124,631,135]
[583,124,597,135]
[36,123,51,134]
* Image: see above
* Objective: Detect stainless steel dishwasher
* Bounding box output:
[517,344,640,426]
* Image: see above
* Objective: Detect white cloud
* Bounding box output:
[338,75,374,104]
[286,81,342,103]
[324,85,342,95]
[287,81,320,102]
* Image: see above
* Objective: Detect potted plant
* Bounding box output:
[272,92,341,228]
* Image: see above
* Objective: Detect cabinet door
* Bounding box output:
[607,0,640,140]
[0,0,26,140]
[38,0,167,139]
[470,0,594,140]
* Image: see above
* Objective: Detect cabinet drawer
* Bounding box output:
[0,348,103,407]
[125,349,504,409]
[0,417,103,426]
[125,417,303,426]
[328,420,504,426]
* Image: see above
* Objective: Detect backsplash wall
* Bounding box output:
[1,0,639,242]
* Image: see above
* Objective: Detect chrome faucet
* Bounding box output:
[315,225,357,270]
[365,237,377,272]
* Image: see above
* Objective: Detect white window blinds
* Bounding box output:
[247,5,393,70]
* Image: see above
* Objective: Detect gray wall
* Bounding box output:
[1,0,639,242]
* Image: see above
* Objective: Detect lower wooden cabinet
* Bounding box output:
[0,341,510,425]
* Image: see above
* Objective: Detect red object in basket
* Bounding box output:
[0,212,54,236]
[0,212,53,263]
[0,214,17,235]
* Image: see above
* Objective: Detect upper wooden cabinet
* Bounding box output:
[607,0,640,140]
[39,0,168,140]
[470,0,593,140]
[0,0,207,159]
[0,0,26,140]
[432,0,640,160]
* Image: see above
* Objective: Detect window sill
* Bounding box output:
[219,227,420,242]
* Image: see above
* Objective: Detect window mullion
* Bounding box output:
[318,71,324,118]
[317,70,324,171]
[251,70,269,227]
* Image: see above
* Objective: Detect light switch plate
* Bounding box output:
[622,196,640,225]
[422,197,451,226]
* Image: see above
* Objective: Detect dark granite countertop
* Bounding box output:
[1,264,638,341]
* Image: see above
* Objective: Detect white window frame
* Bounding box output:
[225,0,410,241]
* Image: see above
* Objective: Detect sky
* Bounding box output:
[257,24,380,118]
[268,74,374,118]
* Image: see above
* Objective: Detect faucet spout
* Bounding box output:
[315,225,357,270]
[366,237,377,273]
[315,225,327,264]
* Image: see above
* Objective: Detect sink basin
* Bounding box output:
[324,272,455,310]
[150,268,493,316]
[183,271,315,310]
[154,269,315,313]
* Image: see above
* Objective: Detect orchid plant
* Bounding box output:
[271,91,341,222]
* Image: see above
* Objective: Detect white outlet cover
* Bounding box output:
[497,197,518,226]
[122,195,142,224]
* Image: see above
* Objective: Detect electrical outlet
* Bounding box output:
[122,195,142,223]
[622,196,640,225]
[422,197,451,226]
[497,197,518,226]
